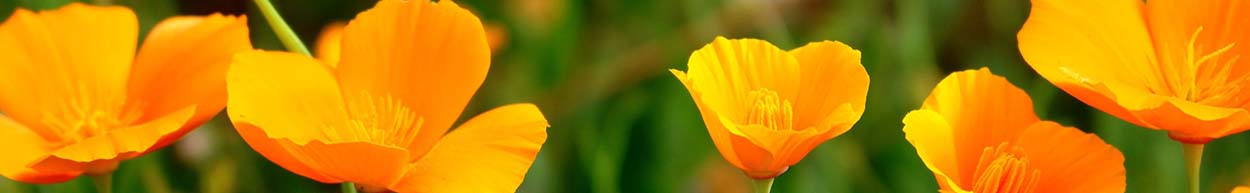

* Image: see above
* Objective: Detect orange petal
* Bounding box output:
[226,51,349,144]
[1139,98,1250,143]
[391,103,548,193]
[0,116,79,183]
[788,40,868,131]
[336,0,491,159]
[314,22,345,68]
[901,109,966,191]
[128,14,252,152]
[31,106,195,174]
[1013,121,1124,193]
[233,123,339,183]
[0,3,137,130]
[288,141,410,189]
[1146,0,1250,85]
[916,68,1040,187]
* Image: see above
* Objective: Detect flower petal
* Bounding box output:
[671,69,750,170]
[788,40,868,132]
[128,14,252,152]
[1013,121,1125,193]
[391,103,548,193]
[315,22,345,68]
[336,0,491,158]
[31,106,195,173]
[289,141,410,189]
[901,109,966,192]
[1145,0,1250,88]
[226,51,350,144]
[233,123,339,183]
[683,37,801,121]
[915,68,1040,187]
[0,3,137,130]
[0,116,79,183]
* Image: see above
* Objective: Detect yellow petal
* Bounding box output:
[0,3,137,129]
[391,104,548,193]
[1233,186,1250,193]
[916,68,1040,188]
[336,0,491,159]
[683,37,800,121]
[788,40,868,131]
[1014,121,1125,193]
[671,69,749,170]
[31,106,195,173]
[901,109,966,192]
[226,50,349,144]
[1146,0,1250,91]
[0,116,79,183]
[315,22,345,68]
[128,14,252,152]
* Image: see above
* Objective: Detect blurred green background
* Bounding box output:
[2,0,1250,192]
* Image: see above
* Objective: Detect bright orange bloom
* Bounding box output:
[671,37,868,179]
[903,68,1125,193]
[0,3,249,183]
[228,0,549,192]
[1236,186,1250,193]
[1018,0,1250,144]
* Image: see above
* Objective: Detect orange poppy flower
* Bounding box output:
[1018,0,1250,144]
[903,68,1125,193]
[671,37,869,179]
[0,3,249,183]
[227,0,549,192]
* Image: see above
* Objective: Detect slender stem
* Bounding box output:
[1183,143,1204,193]
[341,182,358,193]
[89,172,113,193]
[252,0,312,56]
[752,178,774,193]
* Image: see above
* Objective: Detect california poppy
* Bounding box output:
[671,37,869,180]
[0,3,250,183]
[1236,186,1250,193]
[1018,0,1250,144]
[228,0,548,192]
[903,68,1125,193]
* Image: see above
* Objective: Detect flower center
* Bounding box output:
[971,143,1040,193]
[38,85,136,146]
[744,88,793,131]
[339,92,423,147]
[1175,27,1245,107]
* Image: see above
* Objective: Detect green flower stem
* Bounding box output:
[752,178,774,193]
[252,0,312,56]
[1183,143,1204,193]
[341,182,358,193]
[89,172,113,193]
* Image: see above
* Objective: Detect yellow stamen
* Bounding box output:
[338,92,423,147]
[744,88,793,131]
[971,143,1041,193]
[1179,26,1246,107]
[38,85,134,146]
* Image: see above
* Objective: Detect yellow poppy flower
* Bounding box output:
[227,0,549,192]
[671,37,868,179]
[0,3,250,183]
[903,68,1125,193]
[1018,0,1250,144]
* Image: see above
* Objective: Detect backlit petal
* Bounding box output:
[337,0,491,158]
[391,104,548,193]
[671,70,749,170]
[0,4,137,130]
[233,123,339,183]
[902,110,966,192]
[788,41,868,132]
[129,14,251,152]
[683,37,800,121]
